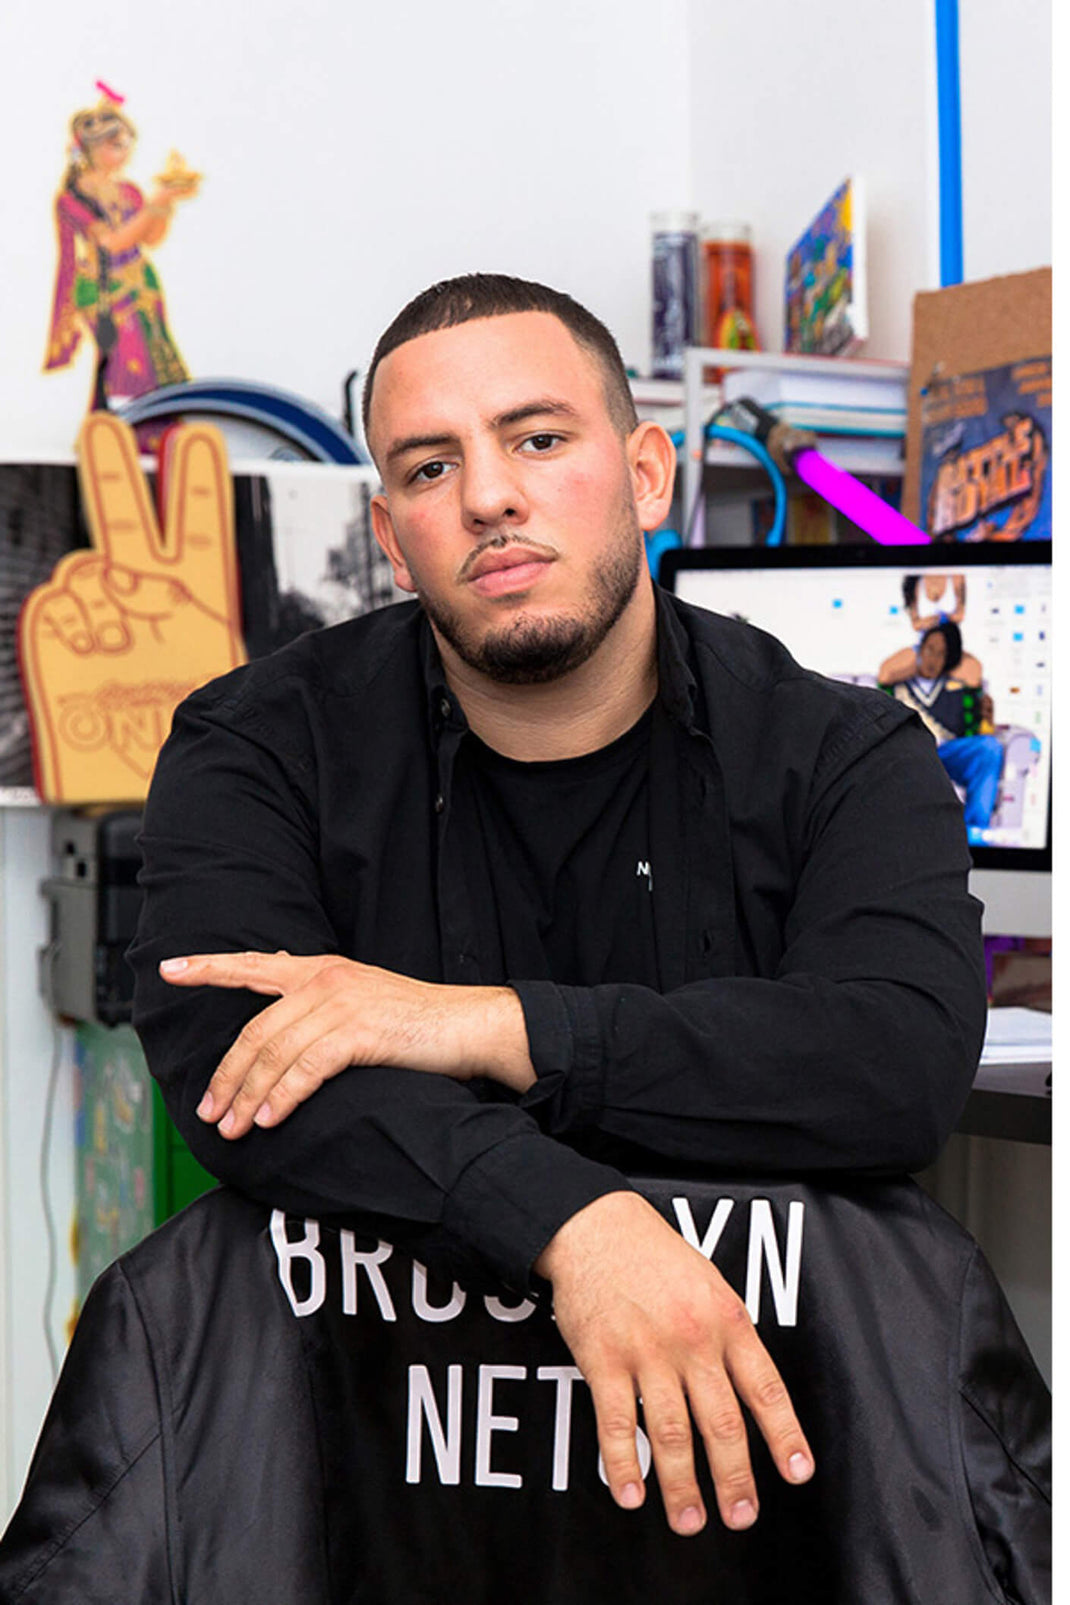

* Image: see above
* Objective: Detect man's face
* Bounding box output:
[368,311,656,685]
[917,631,948,678]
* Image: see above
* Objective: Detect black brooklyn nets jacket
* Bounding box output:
[0,1178,1050,1603]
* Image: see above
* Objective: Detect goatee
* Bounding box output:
[418,522,644,686]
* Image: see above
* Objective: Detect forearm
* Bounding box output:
[137,966,622,1290]
[877,656,917,686]
[515,720,986,1176]
[95,207,169,254]
[516,967,980,1176]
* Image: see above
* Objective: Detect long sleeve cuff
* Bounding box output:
[513,978,607,1135]
[440,1126,631,1293]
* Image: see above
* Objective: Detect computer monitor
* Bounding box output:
[660,541,1052,937]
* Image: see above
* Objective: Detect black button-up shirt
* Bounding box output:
[130,588,986,1291]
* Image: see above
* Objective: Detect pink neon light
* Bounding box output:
[793,449,930,546]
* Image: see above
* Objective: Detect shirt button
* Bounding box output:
[439,697,451,720]
[434,793,445,813]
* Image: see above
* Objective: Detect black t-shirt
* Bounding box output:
[456,705,660,990]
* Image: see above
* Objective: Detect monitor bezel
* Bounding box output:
[659,540,1053,872]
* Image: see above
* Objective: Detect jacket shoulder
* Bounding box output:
[671,592,913,758]
[181,599,424,717]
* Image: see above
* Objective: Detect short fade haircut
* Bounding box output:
[361,273,639,447]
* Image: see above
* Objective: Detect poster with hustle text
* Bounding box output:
[919,358,1051,542]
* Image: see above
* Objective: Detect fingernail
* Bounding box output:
[678,1505,705,1535]
[99,624,127,650]
[72,631,93,653]
[219,1110,236,1136]
[729,1499,757,1529]
[619,1482,643,1509]
[253,1103,274,1127]
[196,1092,215,1121]
[160,958,189,975]
[107,567,137,594]
[789,1453,813,1482]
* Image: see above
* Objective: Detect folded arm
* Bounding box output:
[515,716,986,1176]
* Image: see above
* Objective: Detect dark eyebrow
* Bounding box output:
[384,399,580,467]
[385,431,457,466]
[489,399,581,429]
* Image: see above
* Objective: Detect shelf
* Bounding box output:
[704,435,903,478]
[679,347,911,520]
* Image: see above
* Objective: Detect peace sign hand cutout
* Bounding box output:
[19,413,246,803]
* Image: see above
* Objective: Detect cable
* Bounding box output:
[670,421,788,547]
[39,987,64,1384]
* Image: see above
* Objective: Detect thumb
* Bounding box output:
[103,565,191,616]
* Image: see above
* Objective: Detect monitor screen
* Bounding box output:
[660,542,1052,871]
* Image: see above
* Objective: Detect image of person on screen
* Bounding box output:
[878,621,1002,838]
[128,273,986,1547]
[879,574,983,688]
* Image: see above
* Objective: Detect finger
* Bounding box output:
[159,424,239,622]
[76,412,166,572]
[102,565,194,620]
[32,582,96,655]
[159,950,299,995]
[198,990,320,1135]
[639,1374,706,1536]
[221,1010,347,1136]
[62,556,131,651]
[726,1331,814,1491]
[688,1368,759,1531]
[251,1031,355,1127]
[588,1375,646,1514]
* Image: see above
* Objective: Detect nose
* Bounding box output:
[459,441,528,533]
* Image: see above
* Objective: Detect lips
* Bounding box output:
[465,545,555,597]
[466,545,554,582]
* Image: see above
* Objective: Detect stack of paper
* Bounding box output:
[975,1007,1051,1098]
[981,1007,1052,1064]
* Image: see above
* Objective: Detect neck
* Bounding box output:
[435,579,659,760]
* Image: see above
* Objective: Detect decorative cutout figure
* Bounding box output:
[44,83,200,414]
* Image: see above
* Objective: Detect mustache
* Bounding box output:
[456,532,559,584]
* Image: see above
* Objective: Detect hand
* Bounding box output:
[535,1192,814,1537]
[159,949,535,1137]
[18,414,245,801]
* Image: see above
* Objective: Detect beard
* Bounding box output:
[415,508,645,686]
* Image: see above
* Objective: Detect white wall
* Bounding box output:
[687,0,1052,357]
[960,0,1052,282]
[687,0,937,360]
[0,810,77,1521]
[0,0,691,457]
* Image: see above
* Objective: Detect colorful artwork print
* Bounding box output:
[784,178,866,357]
[919,359,1051,542]
[44,83,200,414]
[74,1021,155,1303]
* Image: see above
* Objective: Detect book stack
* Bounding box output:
[722,364,907,438]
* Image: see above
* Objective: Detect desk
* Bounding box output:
[957,1007,1052,1146]
[958,1070,1051,1145]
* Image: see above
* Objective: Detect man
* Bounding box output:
[878,620,1004,839]
[130,274,986,1542]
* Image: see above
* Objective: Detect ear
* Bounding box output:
[626,421,677,533]
[370,494,417,594]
